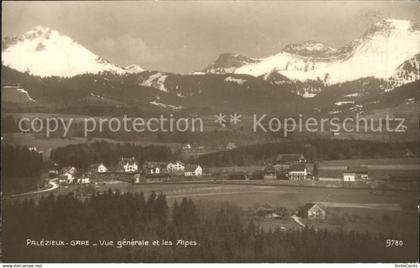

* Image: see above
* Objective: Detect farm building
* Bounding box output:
[184,164,203,177]
[343,166,368,181]
[298,203,326,220]
[288,163,308,180]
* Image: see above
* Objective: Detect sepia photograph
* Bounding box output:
[1,0,419,265]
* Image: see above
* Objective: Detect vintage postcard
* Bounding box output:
[1,0,419,265]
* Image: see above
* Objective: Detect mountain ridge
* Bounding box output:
[205,19,420,93]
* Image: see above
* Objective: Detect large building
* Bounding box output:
[274,153,306,178]
[167,161,185,173]
[118,157,139,173]
[288,163,308,180]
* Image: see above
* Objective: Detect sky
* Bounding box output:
[2,1,420,73]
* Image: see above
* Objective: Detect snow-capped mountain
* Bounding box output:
[1,26,143,77]
[205,19,420,89]
[388,53,420,89]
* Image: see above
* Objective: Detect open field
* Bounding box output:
[319,158,420,166]
[35,182,416,209]
[8,181,418,236]
[318,158,419,179]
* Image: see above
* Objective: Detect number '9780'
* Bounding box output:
[385,239,404,247]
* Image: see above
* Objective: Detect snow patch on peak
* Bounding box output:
[140,72,168,92]
[224,76,247,85]
[335,101,355,106]
[150,101,183,110]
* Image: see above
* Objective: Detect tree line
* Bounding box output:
[3,191,417,262]
[198,140,419,167]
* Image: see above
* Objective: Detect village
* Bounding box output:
[53,152,372,186]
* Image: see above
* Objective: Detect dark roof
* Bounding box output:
[346,166,368,174]
[289,163,307,172]
[88,163,106,169]
[276,153,304,163]
[301,202,325,212]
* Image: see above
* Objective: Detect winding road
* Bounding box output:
[10,178,59,198]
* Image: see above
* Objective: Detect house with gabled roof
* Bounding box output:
[298,203,326,220]
[88,163,108,173]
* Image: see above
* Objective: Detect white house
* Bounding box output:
[119,157,139,173]
[184,164,203,177]
[343,166,368,182]
[89,163,108,173]
[97,163,108,173]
